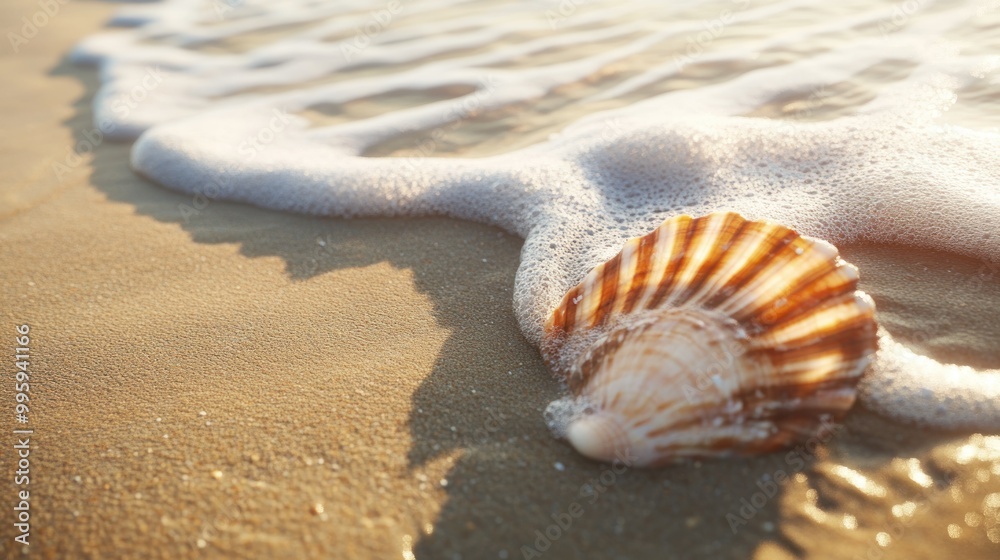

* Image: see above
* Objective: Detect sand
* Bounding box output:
[1,1,999,559]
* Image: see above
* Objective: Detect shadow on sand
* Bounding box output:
[52,53,969,560]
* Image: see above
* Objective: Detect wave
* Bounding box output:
[73,0,1000,430]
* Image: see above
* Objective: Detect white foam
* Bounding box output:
[74,0,1000,430]
[860,329,1000,430]
[543,396,590,439]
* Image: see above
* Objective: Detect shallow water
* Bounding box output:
[71,0,1000,557]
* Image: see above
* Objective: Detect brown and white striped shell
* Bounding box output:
[541,212,878,467]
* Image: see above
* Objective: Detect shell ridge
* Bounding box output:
[673,212,750,307]
[686,218,779,308]
[646,216,699,309]
[578,262,606,328]
[660,213,732,308]
[592,252,623,327]
[703,227,801,313]
[715,235,817,319]
[748,265,861,329]
[630,215,691,312]
[610,238,642,317]
[621,232,658,314]
[541,212,880,467]
[729,240,845,323]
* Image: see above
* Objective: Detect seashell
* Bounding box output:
[542,211,878,467]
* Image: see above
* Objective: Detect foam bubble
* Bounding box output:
[543,396,589,440]
[860,330,1000,430]
[76,0,1000,430]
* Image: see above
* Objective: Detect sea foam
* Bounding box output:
[73,0,1000,430]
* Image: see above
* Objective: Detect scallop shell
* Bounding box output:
[542,211,878,467]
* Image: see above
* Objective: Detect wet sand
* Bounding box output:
[1,1,999,559]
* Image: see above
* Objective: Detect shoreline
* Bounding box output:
[1,1,998,558]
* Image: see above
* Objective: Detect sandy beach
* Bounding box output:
[2,1,999,559]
